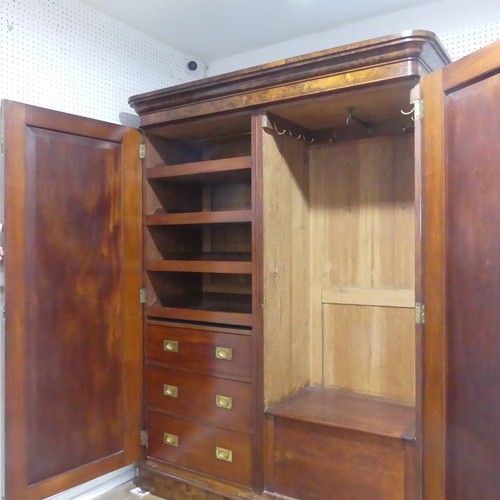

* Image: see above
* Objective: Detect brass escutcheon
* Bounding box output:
[163,340,179,352]
[215,346,233,360]
[163,384,179,398]
[215,394,233,410]
[215,446,233,462]
[163,432,178,447]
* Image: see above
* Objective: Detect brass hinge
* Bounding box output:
[414,99,424,121]
[139,143,146,159]
[140,430,148,447]
[139,287,147,304]
[415,302,425,325]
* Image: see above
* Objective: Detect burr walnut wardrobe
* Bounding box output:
[4,31,500,500]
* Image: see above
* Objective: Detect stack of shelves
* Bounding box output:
[145,155,253,327]
[142,127,256,488]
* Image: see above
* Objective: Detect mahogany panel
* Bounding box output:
[148,412,253,487]
[24,127,122,483]
[147,367,253,432]
[147,323,252,379]
[146,209,253,225]
[146,259,252,274]
[419,68,447,500]
[146,304,253,327]
[444,71,500,499]
[271,417,407,500]
[3,101,142,499]
[420,40,500,500]
[146,155,251,180]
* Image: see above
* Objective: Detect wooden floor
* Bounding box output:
[94,481,163,500]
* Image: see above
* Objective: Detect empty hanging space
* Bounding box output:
[260,82,417,499]
[142,114,254,327]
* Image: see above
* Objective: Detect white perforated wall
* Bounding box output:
[441,20,500,60]
[0,1,205,498]
[0,0,205,127]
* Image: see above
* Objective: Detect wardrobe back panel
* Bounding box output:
[315,135,415,291]
[309,134,416,403]
[323,304,415,403]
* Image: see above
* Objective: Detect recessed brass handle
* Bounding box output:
[163,384,179,398]
[215,346,232,361]
[163,340,178,352]
[215,394,233,410]
[215,446,233,462]
[163,432,178,447]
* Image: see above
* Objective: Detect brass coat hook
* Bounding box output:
[401,106,415,121]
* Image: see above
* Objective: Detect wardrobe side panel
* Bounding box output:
[262,130,310,406]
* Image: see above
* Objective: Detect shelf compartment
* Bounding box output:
[147,293,252,327]
[146,224,251,262]
[146,209,253,226]
[146,156,251,183]
[146,166,251,215]
[146,269,252,327]
[146,259,253,274]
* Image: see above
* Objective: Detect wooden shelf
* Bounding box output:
[146,209,252,226]
[146,259,252,274]
[146,156,251,183]
[266,386,415,441]
[147,293,252,327]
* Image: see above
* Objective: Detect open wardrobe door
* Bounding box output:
[3,101,143,499]
[419,40,500,500]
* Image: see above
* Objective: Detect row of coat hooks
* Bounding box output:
[264,107,413,145]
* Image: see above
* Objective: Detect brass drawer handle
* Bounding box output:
[215,394,233,410]
[215,346,232,361]
[163,432,179,447]
[215,446,233,462]
[163,384,179,398]
[163,340,178,352]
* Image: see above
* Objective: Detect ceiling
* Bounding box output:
[76,0,439,63]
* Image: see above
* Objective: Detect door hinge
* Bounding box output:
[414,99,424,121]
[140,430,148,447]
[415,302,425,325]
[139,143,146,159]
[139,287,147,304]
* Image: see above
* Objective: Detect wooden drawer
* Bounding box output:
[268,416,415,500]
[148,411,252,487]
[147,323,252,379]
[147,366,253,433]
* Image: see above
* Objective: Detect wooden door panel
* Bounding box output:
[3,101,142,499]
[420,40,500,500]
[444,68,500,500]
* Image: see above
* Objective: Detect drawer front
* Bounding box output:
[147,324,252,379]
[270,417,407,500]
[148,411,252,487]
[147,366,253,433]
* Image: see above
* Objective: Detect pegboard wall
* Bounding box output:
[0,0,206,126]
[441,20,500,60]
[0,0,499,126]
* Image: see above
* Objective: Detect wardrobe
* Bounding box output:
[4,30,500,500]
